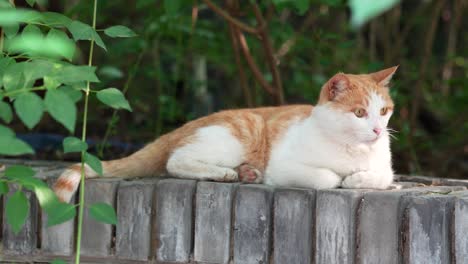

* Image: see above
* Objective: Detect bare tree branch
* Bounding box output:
[252,3,284,104]
[203,0,259,34]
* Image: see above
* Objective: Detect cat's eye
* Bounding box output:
[354,108,366,118]
[380,107,389,115]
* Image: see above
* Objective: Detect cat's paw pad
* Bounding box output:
[236,164,263,183]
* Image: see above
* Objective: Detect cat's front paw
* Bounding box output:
[235,163,263,183]
[342,171,391,189]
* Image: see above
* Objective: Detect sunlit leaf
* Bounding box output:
[13,92,44,130]
[44,89,76,133]
[5,30,75,60]
[84,152,102,175]
[63,136,88,153]
[89,202,117,225]
[0,9,41,26]
[46,29,76,60]
[96,88,132,111]
[5,191,29,234]
[104,25,137,38]
[349,0,400,28]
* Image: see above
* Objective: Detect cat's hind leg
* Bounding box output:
[166,125,244,181]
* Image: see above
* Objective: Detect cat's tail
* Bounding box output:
[53,137,169,203]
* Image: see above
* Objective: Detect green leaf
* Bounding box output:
[6,191,29,234]
[44,89,76,133]
[5,30,76,60]
[34,183,60,212]
[89,202,117,225]
[50,260,67,264]
[0,9,42,26]
[63,136,88,153]
[0,136,34,155]
[51,65,99,84]
[23,24,41,35]
[23,60,53,86]
[0,182,9,196]
[41,12,72,27]
[5,165,35,178]
[61,86,82,102]
[2,62,25,91]
[84,152,102,175]
[14,92,44,130]
[349,0,400,28]
[0,101,13,123]
[46,29,75,60]
[3,23,19,38]
[25,0,35,7]
[164,0,181,16]
[0,124,15,137]
[68,20,107,51]
[44,76,61,89]
[104,25,137,38]
[98,66,124,79]
[46,202,76,226]
[96,88,132,111]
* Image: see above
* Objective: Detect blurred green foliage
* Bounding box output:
[1,0,468,181]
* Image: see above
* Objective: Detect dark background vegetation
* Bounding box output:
[8,0,468,179]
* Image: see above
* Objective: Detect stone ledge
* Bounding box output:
[0,159,467,264]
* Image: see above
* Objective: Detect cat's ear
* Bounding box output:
[326,73,350,100]
[370,66,398,86]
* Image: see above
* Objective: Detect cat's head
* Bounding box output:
[315,66,398,145]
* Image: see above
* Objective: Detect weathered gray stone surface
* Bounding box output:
[357,186,466,264]
[315,189,368,264]
[194,182,235,264]
[2,188,38,255]
[453,192,468,264]
[81,179,119,257]
[272,188,315,264]
[115,180,157,261]
[233,184,273,264]
[155,179,196,263]
[398,175,468,187]
[402,194,454,264]
[41,178,75,256]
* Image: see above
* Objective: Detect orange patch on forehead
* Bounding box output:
[321,73,394,111]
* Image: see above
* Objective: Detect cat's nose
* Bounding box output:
[373,128,382,135]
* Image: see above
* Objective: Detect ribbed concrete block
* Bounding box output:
[155,179,196,263]
[115,180,157,261]
[2,187,38,255]
[453,192,468,264]
[402,194,454,264]
[315,189,367,264]
[81,179,119,257]
[41,178,75,256]
[233,184,273,264]
[194,182,235,264]
[272,188,315,264]
[356,186,464,264]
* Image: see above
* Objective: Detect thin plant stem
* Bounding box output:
[75,0,98,263]
[97,51,145,157]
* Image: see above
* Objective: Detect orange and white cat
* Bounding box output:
[54,67,398,202]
